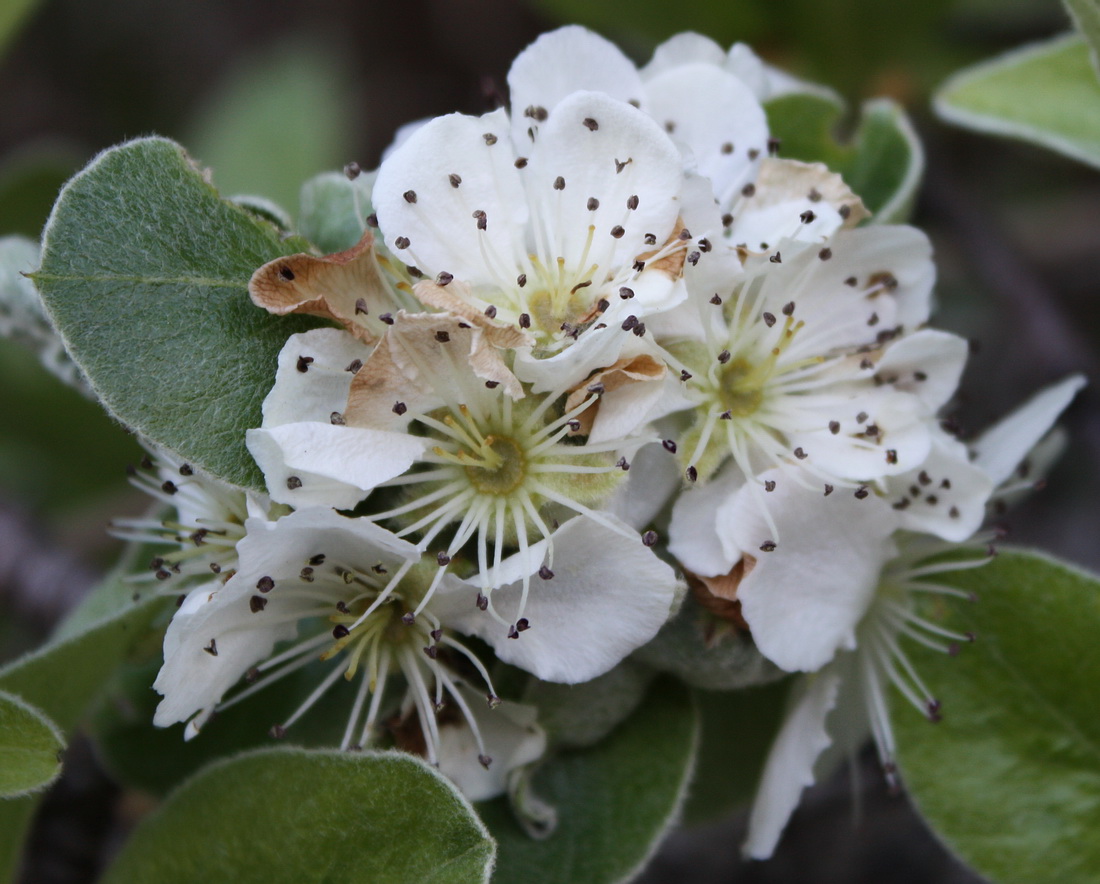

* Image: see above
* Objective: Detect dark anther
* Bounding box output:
[662,439,677,453]
[857,411,869,424]
[286,476,302,490]
[767,137,782,154]
[860,358,874,370]
[721,141,734,154]
[710,294,722,305]
[330,412,346,426]
[794,447,807,460]
[436,271,454,286]
[516,618,530,632]
[485,380,499,389]
[686,466,698,482]
[507,625,519,639]
[161,480,178,494]
[808,188,822,202]
[824,484,834,496]
[616,456,630,471]
[800,210,816,224]
[554,175,566,190]
[838,205,852,220]
[587,382,605,394]
[919,470,932,485]
[627,194,639,210]
[539,565,554,580]
[621,315,639,331]
[300,567,315,582]
[642,530,658,547]
[619,286,635,300]
[583,117,599,130]
[769,252,782,264]
[741,183,756,198]
[346,359,363,374]
[720,411,732,420]
[680,369,692,381]
[366,213,379,228]
[434,330,451,343]
[614,157,631,173]
[854,486,870,499]
[257,575,275,593]
[392,401,408,415]
[688,251,701,265]
[296,355,314,373]
[610,225,625,238]
[782,301,795,316]
[250,596,268,613]
[514,157,528,170]
[886,449,898,464]
[483,133,498,145]
[476,593,489,611]
[403,190,417,204]
[473,210,487,230]
[597,298,610,312]
[819,248,832,260]
[204,639,218,656]
[721,213,734,227]
[760,540,777,552]
[524,105,549,121]
[423,645,439,659]
[762,312,776,327]
[844,276,858,286]
[633,260,646,272]
[437,552,451,567]
[586,197,599,211]
[401,612,416,625]
[764,480,776,492]
[344,161,361,180]
[678,228,692,240]
[829,420,841,434]
[479,754,493,769]
[519,313,531,328]
[155,569,171,581]
[717,350,731,364]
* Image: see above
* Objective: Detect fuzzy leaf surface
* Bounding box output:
[0,691,64,798]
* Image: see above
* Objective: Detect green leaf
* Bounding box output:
[298,170,375,255]
[33,137,325,490]
[935,34,1100,170]
[481,678,697,884]
[633,597,781,690]
[681,682,790,826]
[188,39,357,214]
[765,94,924,223]
[0,690,64,798]
[100,748,495,884]
[1065,0,1100,78]
[0,582,167,879]
[895,549,1100,884]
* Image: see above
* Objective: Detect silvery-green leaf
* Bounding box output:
[100,748,495,884]
[299,170,375,255]
[896,549,1100,884]
[33,137,325,489]
[935,34,1100,169]
[0,690,64,798]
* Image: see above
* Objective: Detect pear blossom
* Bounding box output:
[729,375,1083,858]
[657,225,965,531]
[247,319,679,644]
[110,448,269,592]
[371,91,694,360]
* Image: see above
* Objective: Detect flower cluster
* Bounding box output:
[130,25,1082,833]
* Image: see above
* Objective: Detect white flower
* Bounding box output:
[111,448,269,591]
[371,92,691,358]
[735,375,1083,858]
[658,226,963,523]
[248,319,679,649]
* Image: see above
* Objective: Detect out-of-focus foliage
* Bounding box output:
[187,39,358,214]
[1064,0,1100,74]
[0,0,41,57]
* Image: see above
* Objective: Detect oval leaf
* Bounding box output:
[100,748,495,884]
[480,677,697,884]
[33,137,323,489]
[896,549,1100,884]
[935,34,1100,170]
[0,691,64,798]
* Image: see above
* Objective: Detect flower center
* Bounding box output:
[465,436,527,496]
[717,357,766,418]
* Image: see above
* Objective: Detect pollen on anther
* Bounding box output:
[642,530,658,547]
[760,540,776,552]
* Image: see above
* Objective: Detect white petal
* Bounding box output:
[373,107,527,285]
[644,63,768,205]
[743,669,842,859]
[261,328,372,427]
[525,91,683,276]
[886,430,994,542]
[724,44,770,98]
[608,441,682,531]
[727,472,898,672]
[153,510,419,727]
[437,687,546,801]
[971,374,1086,486]
[447,515,678,683]
[669,462,745,577]
[507,26,644,143]
[874,329,968,413]
[643,32,727,78]
[246,423,427,509]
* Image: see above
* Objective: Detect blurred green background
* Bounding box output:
[0,1,1096,880]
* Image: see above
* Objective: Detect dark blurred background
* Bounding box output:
[1,0,1096,881]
